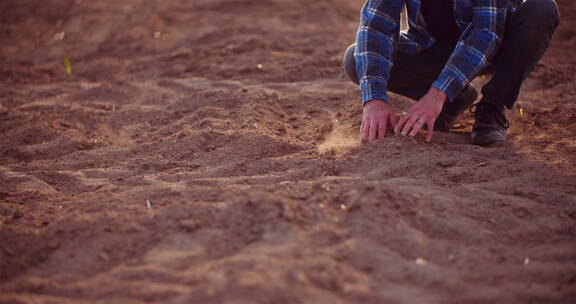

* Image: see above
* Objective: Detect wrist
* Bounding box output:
[365,99,386,107]
[428,87,447,104]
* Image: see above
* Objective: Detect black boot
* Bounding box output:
[435,85,478,132]
[470,101,510,146]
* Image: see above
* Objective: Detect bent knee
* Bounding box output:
[343,44,356,67]
[521,0,560,28]
[342,44,359,85]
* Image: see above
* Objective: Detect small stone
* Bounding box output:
[180,219,201,232]
[437,160,456,168]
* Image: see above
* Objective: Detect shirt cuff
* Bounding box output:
[432,74,466,102]
[360,78,389,105]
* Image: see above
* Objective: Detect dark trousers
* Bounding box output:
[343,0,560,109]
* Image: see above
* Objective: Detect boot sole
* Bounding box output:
[471,134,507,146]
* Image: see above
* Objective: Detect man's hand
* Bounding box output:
[359,100,398,141]
[394,87,446,142]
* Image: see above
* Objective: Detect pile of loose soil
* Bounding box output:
[1,0,575,303]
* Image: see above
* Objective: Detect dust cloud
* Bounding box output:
[317,125,360,156]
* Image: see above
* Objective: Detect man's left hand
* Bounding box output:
[394,87,447,142]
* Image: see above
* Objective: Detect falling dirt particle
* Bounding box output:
[257,64,263,69]
[415,258,427,265]
[448,254,456,262]
[153,31,162,39]
[317,126,359,156]
[524,257,530,265]
[146,200,152,209]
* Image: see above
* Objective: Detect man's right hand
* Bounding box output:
[359,99,398,141]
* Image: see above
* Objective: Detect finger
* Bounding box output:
[360,118,371,140]
[395,113,409,134]
[409,118,426,137]
[378,118,387,140]
[359,119,366,139]
[389,112,398,129]
[401,115,419,136]
[426,118,435,142]
[369,120,378,141]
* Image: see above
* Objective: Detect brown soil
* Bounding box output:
[1,0,575,303]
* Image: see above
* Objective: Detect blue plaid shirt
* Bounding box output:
[355,0,518,104]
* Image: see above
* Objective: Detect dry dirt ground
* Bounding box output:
[0,0,575,303]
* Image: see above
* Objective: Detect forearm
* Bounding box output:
[433,0,508,101]
[427,86,447,104]
[355,0,405,104]
[432,29,501,100]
